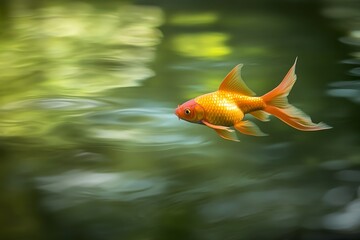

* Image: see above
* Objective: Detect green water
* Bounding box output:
[1,0,360,239]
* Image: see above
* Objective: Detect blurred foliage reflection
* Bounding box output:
[0,0,360,240]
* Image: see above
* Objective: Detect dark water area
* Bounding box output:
[0,0,359,239]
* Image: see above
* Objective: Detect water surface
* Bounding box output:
[0,0,359,239]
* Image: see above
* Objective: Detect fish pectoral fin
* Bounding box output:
[234,120,268,136]
[202,120,240,142]
[202,120,229,130]
[213,128,240,142]
[250,110,270,122]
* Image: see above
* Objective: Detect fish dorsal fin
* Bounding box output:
[219,64,256,96]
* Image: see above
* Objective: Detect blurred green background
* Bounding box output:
[0,0,360,239]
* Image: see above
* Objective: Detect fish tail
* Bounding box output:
[261,58,331,131]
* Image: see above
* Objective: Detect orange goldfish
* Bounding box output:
[175,59,331,142]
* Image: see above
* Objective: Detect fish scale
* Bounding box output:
[195,91,264,126]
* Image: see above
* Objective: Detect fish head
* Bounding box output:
[175,99,205,123]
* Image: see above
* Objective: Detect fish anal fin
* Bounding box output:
[234,120,268,136]
[219,64,256,96]
[214,128,240,142]
[250,110,270,122]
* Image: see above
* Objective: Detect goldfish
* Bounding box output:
[175,59,331,142]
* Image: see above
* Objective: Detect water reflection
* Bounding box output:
[323,186,353,206]
[323,0,360,107]
[0,3,163,103]
[323,190,360,231]
[0,2,167,145]
[327,81,360,104]
[200,189,306,224]
[322,5,360,233]
[1,98,105,110]
[0,0,360,240]
[86,107,208,150]
[172,32,231,58]
[0,97,106,139]
[170,12,218,26]
[36,170,168,210]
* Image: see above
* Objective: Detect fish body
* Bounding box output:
[195,92,264,126]
[175,59,331,142]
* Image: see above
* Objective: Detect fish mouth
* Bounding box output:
[175,105,180,120]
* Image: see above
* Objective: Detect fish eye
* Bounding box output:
[184,108,191,115]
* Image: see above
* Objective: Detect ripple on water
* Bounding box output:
[327,81,360,104]
[0,97,109,138]
[1,97,106,111]
[85,107,208,150]
[35,170,167,211]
